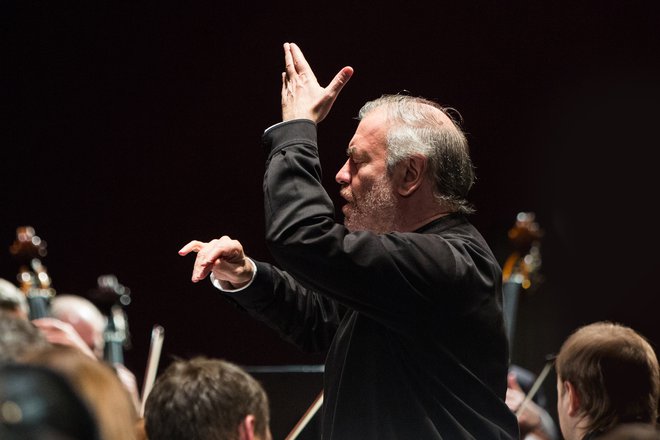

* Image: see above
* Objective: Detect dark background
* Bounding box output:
[2,1,660,436]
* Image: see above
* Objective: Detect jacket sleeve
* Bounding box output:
[220,260,344,353]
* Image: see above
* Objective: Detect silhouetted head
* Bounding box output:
[0,363,100,439]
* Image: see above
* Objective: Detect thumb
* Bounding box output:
[326,66,354,98]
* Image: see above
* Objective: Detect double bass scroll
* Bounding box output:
[502,212,543,290]
[88,274,132,366]
[9,226,55,320]
[501,212,544,354]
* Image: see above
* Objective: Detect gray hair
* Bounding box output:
[0,310,49,363]
[358,94,475,214]
[0,278,28,316]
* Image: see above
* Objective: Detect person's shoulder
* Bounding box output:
[415,213,471,234]
[594,423,660,440]
[423,214,494,251]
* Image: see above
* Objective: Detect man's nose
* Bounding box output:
[335,159,350,185]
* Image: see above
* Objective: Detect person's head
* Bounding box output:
[50,294,106,359]
[22,345,138,440]
[0,278,29,320]
[0,311,49,363]
[555,321,660,440]
[335,93,475,233]
[145,356,271,440]
[0,363,100,440]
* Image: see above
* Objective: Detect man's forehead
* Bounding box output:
[349,112,387,151]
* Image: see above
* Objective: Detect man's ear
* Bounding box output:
[565,380,582,417]
[237,415,256,440]
[395,154,427,197]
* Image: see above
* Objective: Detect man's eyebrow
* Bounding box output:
[346,146,368,160]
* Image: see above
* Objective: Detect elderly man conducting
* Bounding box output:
[180,43,517,439]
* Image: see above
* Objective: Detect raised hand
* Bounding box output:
[178,236,254,288]
[281,42,354,123]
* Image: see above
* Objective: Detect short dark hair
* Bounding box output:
[145,356,270,440]
[556,321,660,435]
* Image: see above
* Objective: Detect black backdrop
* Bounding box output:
[2,0,660,434]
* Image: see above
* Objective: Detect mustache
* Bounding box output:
[340,187,353,202]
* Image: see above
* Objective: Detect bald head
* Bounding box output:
[50,294,106,359]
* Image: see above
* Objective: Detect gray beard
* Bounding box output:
[344,175,399,234]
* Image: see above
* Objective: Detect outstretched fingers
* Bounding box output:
[289,42,316,80]
[179,237,244,283]
[178,239,218,282]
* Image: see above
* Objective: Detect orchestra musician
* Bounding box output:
[33,294,106,360]
[21,345,140,440]
[32,293,140,411]
[144,357,272,440]
[6,226,140,410]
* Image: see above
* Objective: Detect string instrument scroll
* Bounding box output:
[502,212,543,290]
[501,212,544,353]
[9,226,55,320]
[88,274,132,366]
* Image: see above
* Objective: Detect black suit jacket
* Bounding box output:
[222,119,519,439]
